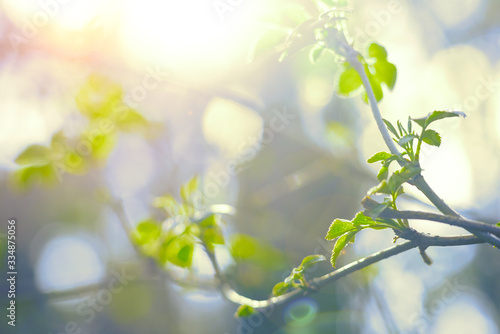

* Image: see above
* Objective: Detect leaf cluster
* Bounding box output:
[13,74,153,189]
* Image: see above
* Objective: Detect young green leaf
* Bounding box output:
[230,234,258,259]
[272,282,291,296]
[15,145,51,166]
[337,66,363,96]
[362,69,384,102]
[397,134,418,146]
[85,130,117,161]
[421,129,441,146]
[367,151,392,163]
[202,226,225,252]
[165,236,194,268]
[235,305,255,318]
[13,163,58,189]
[300,254,326,269]
[373,60,397,90]
[387,164,421,193]
[383,119,399,138]
[199,214,219,227]
[351,212,377,227]
[75,74,123,119]
[412,111,466,129]
[325,219,356,240]
[377,164,389,181]
[376,218,403,230]
[331,231,356,267]
[131,219,161,246]
[368,43,388,61]
[180,175,199,203]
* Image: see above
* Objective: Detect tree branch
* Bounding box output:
[216,234,483,310]
[362,197,500,248]
[409,174,460,217]
[346,52,401,157]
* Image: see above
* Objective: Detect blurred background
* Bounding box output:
[0,0,499,333]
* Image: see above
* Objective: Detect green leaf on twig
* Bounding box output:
[412,110,466,129]
[272,282,291,296]
[337,65,363,96]
[383,119,399,138]
[367,151,392,163]
[15,145,51,165]
[398,134,418,146]
[131,219,161,246]
[235,305,255,317]
[326,219,357,239]
[331,230,356,267]
[421,129,441,146]
[180,175,199,203]
[300,254,326,269]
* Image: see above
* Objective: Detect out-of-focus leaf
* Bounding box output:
[235,305,255,318]
[202,226,225,252]
[13,163,58,189]
[15,145,51,166]
[373,60,397,90]
[63,151,88,174]
[165,236,194,268]
[75,74,123,119]
[131,219,161,246]
[84,130,117,161]
[272,282,291,296]
[230,234,258,260]
[337,66,362,96]
[368,43,388,61]
[230,234,285,269]
[180,175,199,203]
[153,194,178,210]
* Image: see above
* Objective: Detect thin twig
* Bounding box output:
[346,52,400,157]
[215,234,482,309]
[362,198,500,237]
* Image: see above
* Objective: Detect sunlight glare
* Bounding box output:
[203,98,263,158]
[35,235,105,292]
[119,0,267,80]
